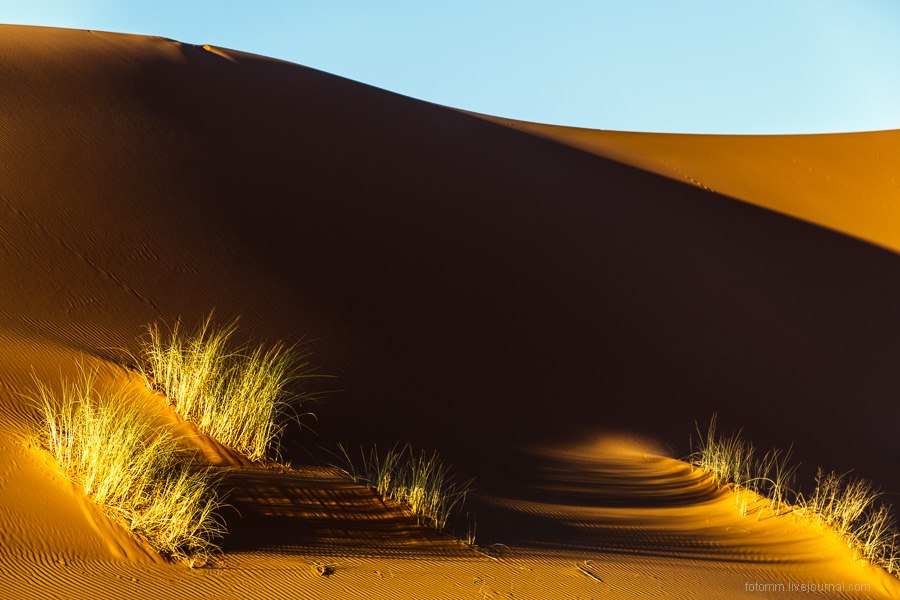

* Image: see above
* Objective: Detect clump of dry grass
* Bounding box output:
[798,468,899,575]
[690,414,797,516]
[337,444,471,531]
[34,371,225,563]
[138,313,310,462]
[690,414,898,577]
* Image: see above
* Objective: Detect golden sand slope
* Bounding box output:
[0,25,898,598]
[476,116,900,253]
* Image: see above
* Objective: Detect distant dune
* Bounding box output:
[480,116,900,253]
[1,25,898,598]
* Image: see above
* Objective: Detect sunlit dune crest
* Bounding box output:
[478,115,900,254]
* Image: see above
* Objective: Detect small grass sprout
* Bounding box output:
[336,443,471,531]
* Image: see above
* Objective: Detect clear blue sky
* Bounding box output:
[3,1,900,134]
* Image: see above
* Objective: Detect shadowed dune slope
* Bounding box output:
[1,25,899,491]
[1,25,900,597]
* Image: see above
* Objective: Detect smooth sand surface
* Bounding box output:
[1,25,898,598]
[478,116,900,253]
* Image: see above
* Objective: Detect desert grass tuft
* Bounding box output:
[34,371,225,563]
[337,443,471,531]
[690,414,797,516]
[138,313,311,462]
[797,468,899,575]
[690,414,898,577]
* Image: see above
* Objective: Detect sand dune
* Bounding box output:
[477,116,900,253]
[1,24,898,598]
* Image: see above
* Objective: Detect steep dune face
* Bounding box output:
[1,25,899,597]
[1,26,899,489]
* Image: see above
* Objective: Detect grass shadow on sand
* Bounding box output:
[218,466,473,560]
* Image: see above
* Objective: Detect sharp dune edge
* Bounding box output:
[476,115,900,254]
[0,24,898,598]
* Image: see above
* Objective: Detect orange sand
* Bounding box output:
[475,115,900,253]
[0,25,898,598]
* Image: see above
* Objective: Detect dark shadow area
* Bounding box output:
[480,451,723,509]
[131,45,900,494]
[6,29,898,498]
[471,498,813,565]
[209,446,832,568]
[463,452,822,564]
[219,466,471,560]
